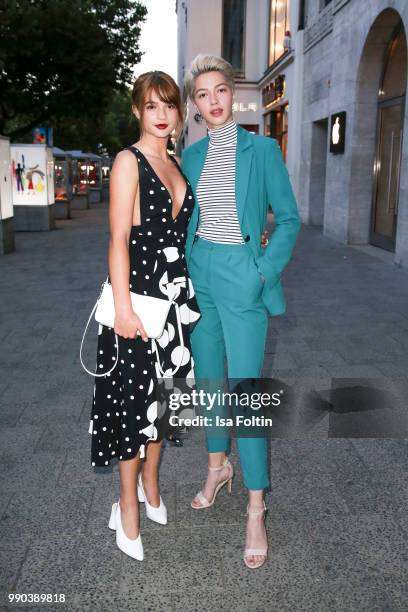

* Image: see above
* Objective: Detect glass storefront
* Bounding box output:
[371,24,407,251]
[78,160,89,194]
[264,104,288,161]
[101,158,112,184]
[88,159,102,189]
[54,157,73,201]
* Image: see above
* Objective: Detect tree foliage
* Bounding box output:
[0,0,147,139]
[54,89,140,155]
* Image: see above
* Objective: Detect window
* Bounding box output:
[298,0,306,30]
[264,105,289,161]
[268,0,289,67]
[222,0,246,76]
[379,25,407,100]
[371,23,407,251]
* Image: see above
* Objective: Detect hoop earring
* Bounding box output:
[194,112,203,123]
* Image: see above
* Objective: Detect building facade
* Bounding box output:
[176,0,304,198]
[177,0,408,266]
[300,0,407,266]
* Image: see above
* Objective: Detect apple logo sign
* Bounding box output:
[332,117,340,145]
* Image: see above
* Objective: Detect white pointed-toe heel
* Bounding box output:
[115,500,143,561]
[137,473,167,525]
[108,502,117,530]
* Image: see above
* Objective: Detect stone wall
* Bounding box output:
[299,0,408,266]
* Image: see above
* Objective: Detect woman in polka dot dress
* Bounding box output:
[90,71,200,560]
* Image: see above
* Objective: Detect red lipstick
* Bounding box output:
[155,123,168,129]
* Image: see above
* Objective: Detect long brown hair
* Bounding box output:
[131,71,184,136]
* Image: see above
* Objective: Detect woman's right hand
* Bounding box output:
[114,309,148,342]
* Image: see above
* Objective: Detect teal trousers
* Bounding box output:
[188,236,269,490]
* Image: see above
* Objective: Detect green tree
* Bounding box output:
[54,89,140,155]
[0,0,147,139]
[98,89,140,154]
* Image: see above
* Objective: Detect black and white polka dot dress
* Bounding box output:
[89,146,200,466]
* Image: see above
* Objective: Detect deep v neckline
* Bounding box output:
[132,146,188,221]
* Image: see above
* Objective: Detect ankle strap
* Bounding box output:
[246,501,267,517]
[208,458,230,472]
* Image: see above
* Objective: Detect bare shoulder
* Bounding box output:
[114,148,138,167]
[112,149,139,178]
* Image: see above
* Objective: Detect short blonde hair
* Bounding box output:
[184,54,235,100]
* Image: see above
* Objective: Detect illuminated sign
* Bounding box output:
[232,102,258,112]
[262,75,285,107]
[330,112,346,154]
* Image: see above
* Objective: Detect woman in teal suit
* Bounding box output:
[181,54,301,569]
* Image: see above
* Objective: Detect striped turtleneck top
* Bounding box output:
[196,119,244,244]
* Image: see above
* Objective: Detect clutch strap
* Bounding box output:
[79,289,119,377]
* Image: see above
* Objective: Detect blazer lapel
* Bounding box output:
[235,126,253,225]
[189,136,209,196]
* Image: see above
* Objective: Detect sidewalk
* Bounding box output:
[1,201,408,611]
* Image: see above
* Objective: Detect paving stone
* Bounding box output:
[35,422,90,452]
[67,533,122,603]
[271,470,350,515]
[118,526,223,598]
[0,383,8,398]
[0,526,32,596]
[13,534,80,605]
[0,402,27,427]
[0,425,44,459]
[172,584,336,612]
[364,467,408,513]
[352,439,408,471]
[70,591,173,612]
[382,575,408,611]
[159,444,210,485]
[310,512,408,580]
[326,576,400,612]
[0,451,65,496]
[2,486,94,537]
[57,449,116,490]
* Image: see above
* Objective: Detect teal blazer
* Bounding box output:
[181,125,301,316]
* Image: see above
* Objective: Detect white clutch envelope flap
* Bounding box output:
[95,283,172,339]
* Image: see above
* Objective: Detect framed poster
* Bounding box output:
[0,137,13,220]
[11,145,54,206]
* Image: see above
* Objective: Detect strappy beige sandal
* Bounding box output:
[243,501,268,569]
[191,458,234,509]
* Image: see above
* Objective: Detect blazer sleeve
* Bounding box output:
[255,139,301,287]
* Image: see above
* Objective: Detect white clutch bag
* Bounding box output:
[80,278,184,378]
[95,281,172,338]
